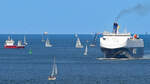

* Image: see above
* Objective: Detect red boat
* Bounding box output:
[4,36,25,48]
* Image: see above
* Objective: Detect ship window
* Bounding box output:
[103,38,106,40]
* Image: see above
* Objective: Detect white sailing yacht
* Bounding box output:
[24,36,28,45]
[45,38,52,47]
[48,56,57,80]
[75,38,83,48]
[84,45,88,56]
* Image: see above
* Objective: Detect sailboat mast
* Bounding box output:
[54,56,55,64]
[54,56,58,75]
[24,36,26,43]
[24,36,26,41]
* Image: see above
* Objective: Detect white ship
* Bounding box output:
[45,38,52,47]
[48,56,57,80]
[100,22,144,58]
[75,38,83,48]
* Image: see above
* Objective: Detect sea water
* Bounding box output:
[0,34,150,84]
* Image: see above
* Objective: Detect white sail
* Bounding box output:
[84,45,88,55]
[54,56,57,75]
[51,56,57,76]
[54,64,57,75]
[51,64,55,76]
[24,36,28,45]
[17,40,22,46]
[45,38,52,47]
[75,38,83,48]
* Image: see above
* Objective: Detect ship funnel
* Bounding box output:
[113,22,119,34]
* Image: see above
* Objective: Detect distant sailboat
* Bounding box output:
[41,34,45,42]
[89,33,99,47]
[75,38,83,48]
[74,33,78,38]
[17,40,25,48]
[24,36,28,45]
[84,45,88,56]
[48,56,57,80]
[45,38,52,47]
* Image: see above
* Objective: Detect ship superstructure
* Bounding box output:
[100,22,144,58]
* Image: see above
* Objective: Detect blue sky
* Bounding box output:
[0,0,149,34]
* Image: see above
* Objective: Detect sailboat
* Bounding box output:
[41,34,45,42]
[84,45,88,56]
[89,33,99,47]
[48,56,57,80]
[74,33,78,38]
[17,40,25,48]
[45,38,52,47]
[75,38,83,48]
[24,36,28,45]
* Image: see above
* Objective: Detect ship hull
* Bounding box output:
[101,47,144,58]
[16,46,25,48]
[4,45,25,48]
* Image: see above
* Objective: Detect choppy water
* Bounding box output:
[0,34,150,84]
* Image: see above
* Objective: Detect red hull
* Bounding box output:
[4,45,25,48]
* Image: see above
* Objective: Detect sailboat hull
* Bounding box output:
[48,76,56,80]
[84,53,87,56]
[45,45,52,47]
[75,46,83,48]
[89,44,96,47]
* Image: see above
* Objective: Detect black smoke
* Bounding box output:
[116,3,150,21]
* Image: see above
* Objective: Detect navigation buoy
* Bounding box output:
[29,47,32,55]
